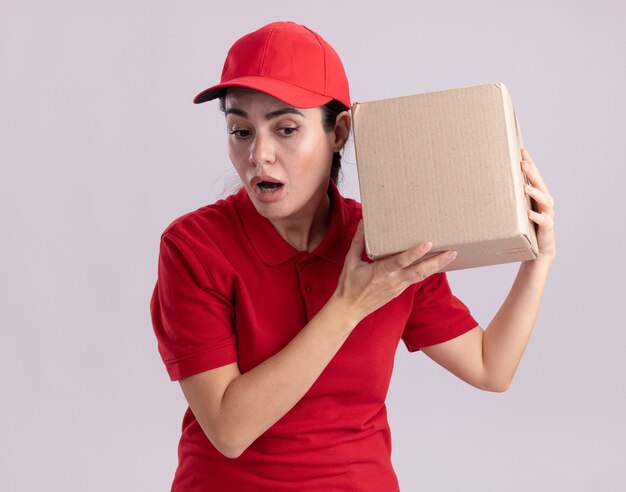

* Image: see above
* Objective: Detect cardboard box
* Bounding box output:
[351,82,538,272]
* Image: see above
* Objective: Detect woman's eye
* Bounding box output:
[229,129,251,138]
[278,127,297,137]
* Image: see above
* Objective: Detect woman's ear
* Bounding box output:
[332,111,351,152]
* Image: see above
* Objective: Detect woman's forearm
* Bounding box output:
[217,295,356,458]
[482,256,554,390]
[212,229,455,458]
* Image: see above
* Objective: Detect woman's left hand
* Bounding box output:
[521,148,556,263]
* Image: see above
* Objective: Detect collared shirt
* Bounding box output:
[150,179,478,491]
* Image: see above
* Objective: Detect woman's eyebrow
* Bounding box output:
[224,107,306,119]
[265,107,305,120]
[224,107,248,118]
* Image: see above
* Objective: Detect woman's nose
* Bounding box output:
[249,133,275,166]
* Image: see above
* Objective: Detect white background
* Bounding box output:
[1,0,625,490]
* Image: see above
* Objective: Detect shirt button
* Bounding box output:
[304,283,312,294]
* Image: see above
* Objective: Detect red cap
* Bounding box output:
[193,21,351,109]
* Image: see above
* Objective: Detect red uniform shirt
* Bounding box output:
[150,180,478,491]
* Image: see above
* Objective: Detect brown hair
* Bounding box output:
[320,99,350,184]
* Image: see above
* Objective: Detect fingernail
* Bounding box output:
[423,242,433,251]
[446,251,457,260]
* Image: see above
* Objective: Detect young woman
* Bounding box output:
[150,21,556,491]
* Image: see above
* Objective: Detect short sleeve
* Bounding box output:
[401,272,479,352]
[149,232,238,381]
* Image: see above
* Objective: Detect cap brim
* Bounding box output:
[193,76,333,108]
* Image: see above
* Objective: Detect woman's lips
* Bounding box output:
[251,175,283,186]
[250,177,285,203]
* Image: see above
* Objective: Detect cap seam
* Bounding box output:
[258,23,279,76]
[303,26,327,95]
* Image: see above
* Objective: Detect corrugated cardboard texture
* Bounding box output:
[351,82,538,272]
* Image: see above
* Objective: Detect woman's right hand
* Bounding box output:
[331,220,458,326]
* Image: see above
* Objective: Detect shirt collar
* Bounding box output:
[235,179,355,267]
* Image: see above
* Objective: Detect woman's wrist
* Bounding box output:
[527,253,555,270]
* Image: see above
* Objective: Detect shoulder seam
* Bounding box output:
[163,229,224,291]
[161,195,235,237]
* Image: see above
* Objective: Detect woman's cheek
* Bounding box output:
[228,142,248,167]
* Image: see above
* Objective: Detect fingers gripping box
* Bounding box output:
[351,82,539,272]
